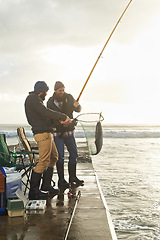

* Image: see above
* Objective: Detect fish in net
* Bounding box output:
[73,113,104,155]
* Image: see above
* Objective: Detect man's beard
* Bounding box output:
[40,92,46,101]
[54,92,66,102]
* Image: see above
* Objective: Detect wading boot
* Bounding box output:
[41,167,59,198]
[29,171,48,200]
[68,163,84,186]
[57,163,70,190]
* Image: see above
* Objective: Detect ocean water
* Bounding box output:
[0,124,34,146]
[1,124,160,239]
[92,125,160,240]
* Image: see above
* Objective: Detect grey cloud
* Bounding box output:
[0,0,159,94]
[0,0,159,123]
[0,0,159,53]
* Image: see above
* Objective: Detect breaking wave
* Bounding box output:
[103,130,160,138]
[1,125,160,139]
[0,131,33,138]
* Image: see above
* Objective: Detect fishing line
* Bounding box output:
[77,0,133,102]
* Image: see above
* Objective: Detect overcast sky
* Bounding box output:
[0,0,160,124]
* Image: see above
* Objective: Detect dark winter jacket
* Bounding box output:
[25,91,67,134]
[47,93,81,133]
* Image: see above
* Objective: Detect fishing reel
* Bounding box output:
[67,118,78,130]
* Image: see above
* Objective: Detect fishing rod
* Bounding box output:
[64,190,81,240]
[77,0,133,102]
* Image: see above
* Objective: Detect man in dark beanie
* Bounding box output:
[25,81,71,200]
[47,81,84,190]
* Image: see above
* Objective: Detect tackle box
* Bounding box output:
[7,198,24,217]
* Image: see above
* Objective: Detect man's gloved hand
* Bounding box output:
[59,116,71,127]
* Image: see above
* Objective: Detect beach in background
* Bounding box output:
[1,124,160,239]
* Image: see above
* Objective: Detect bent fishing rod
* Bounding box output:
[77,0,133,102]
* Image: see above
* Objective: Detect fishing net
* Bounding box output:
[75,113,104,155]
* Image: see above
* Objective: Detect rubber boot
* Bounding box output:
[68,163,84,186]
[41,167,59,197]
[57,163,69,190]
[56,189,65,206]
[29,171,48,200]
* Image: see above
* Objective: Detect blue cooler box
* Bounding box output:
[6,172,22,199]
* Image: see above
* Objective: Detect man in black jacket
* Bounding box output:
[47,81,84,190]
[25,81,71,200]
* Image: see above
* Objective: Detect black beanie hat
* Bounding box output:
[54,81,65,91]
[34,81,49,93]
